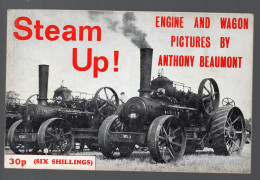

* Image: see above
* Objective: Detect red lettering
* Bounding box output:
[171,36,175,47]
[179,36,184,47]
[45,25,60,41]
[13,17,102,42]
[167,17,171,27]
[201,36,205,48]
[156,16,159,27]
[194,17,198,28]
[232,18,237,29]
[93,56,108,78]
[161,16,165,27]
[220,37,230,48]
[220,17,249,29]
[163,55,168,66]
[206,37,211,47]
[158,55,162,66]
[196,36,200,47]
[200,17,204,28]
[154,16,184,28]
[13,17,32,40]
[205,56,209,67]
[79,26,101,41]
[171,36,211,48]
[244,18,249,29]
[34,20,43,40]
[200,56,204,67]
[205,17,210,28]
[238,57,242,68]
[72,48,92,71]
[220,18,227,28]
[194,17,210,28]
[180,17,184,28]
[63,25,76,41]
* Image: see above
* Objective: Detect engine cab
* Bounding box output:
[53,85,73,103]
[151,72,176,97]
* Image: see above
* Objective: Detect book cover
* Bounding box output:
[4,9,253,173]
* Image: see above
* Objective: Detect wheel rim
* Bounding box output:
[25,94,38,110]
[8,120,39,154]
[222,97,235,106]
[224,110,245,154]
[94,87,119,117]
[158,118,186,162]
[108,119,134,157]
[198,78,220,115]
[99,115,131,158]
[107,116,123,156]
[38,119,74,155]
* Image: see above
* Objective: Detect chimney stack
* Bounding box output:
[139,48,153,98]
[38,65,49,105]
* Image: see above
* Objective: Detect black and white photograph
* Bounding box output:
[4,9,253,173]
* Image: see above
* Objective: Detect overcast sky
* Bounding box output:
[6,10,253,118]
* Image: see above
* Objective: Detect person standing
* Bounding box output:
[119,92,128,104]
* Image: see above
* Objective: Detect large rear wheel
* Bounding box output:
[210,106,246,155]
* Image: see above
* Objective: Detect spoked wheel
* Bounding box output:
[147,115,186,163]
[222,97,235,106]
[98,115,134,158]
[25,94,38,108]
[198,78,220,115]
[94,87,119,117]
[38,118,74,155]
[7,120,39,154]
[211,106,246,155]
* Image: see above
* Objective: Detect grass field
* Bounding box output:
[70,144,251,173]
[4,144,251,173]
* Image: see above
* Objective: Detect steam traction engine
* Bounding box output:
[98,48,246,163]
[7,65,119,154]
